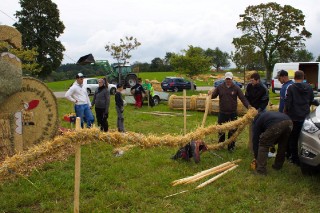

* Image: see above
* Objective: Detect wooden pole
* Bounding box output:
[147,90,150,107]
[74,117,81,213]
[201,95,211,128]
[183,89,187,135]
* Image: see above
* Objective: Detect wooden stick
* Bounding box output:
[201,95,211,127]
[184,164,235,184]
[74,117,81,213]
[195,165,238,189]
[164,190,189,198]
[172,159,241,186]
[183,89,187,135]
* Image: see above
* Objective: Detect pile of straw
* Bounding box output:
[0,25,22,49]
[0,108,257,181]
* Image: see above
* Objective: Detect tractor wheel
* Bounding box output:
[126,75,137,87]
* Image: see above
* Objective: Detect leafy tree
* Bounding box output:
[231,46,265,71]
[105,36,141,82]
[289,49,314,62]
[316,55,320,62]
[170,45,211,78]
[14,0,65,79]
[205,47,230,71]
[132,61,150,72]
[164,52,174,65]
[150,57,164,71]
[0,41,40,75]
[233,2,312,81]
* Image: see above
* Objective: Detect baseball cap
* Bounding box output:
[224,72,233,80]
[76,73,85,78]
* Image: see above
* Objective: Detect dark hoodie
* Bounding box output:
[284,82,314,121]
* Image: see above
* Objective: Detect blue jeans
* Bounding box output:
[74,104,94,128]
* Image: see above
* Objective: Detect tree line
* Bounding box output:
[2,1,320,82]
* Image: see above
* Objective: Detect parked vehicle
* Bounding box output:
[74,78,117,95]
[298,105,320,175]
[107,63,138,88]
[261,78,271,89]
[124,88,169,106]
[213,78,243,88]
[77,55,138,89]
[161,77,196,92]
[271,62,320,93]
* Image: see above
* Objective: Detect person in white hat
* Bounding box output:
[65,73,95,128]
[208,72,250,151]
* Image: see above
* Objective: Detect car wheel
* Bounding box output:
[153,96,160,105]
[87,88,91,95]
[173,87,179,92]
[110,87,116,95]
[300,162,318,175]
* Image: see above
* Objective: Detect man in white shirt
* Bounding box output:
[65,73,94,128]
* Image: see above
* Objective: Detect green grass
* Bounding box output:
[2,85,313,212]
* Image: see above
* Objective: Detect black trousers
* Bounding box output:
[288,120,304,163]
[218,112,237,143]
[95,107,108,132]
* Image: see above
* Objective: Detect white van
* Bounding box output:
[272,62,320,93]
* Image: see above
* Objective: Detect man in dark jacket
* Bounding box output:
[252,112,293,175]
[245,72,269,153]
[284,70,317,165]
[278,70,293,113]
[245,73,269,112]
[209,72,250,151]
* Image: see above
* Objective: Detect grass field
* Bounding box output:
[1,74,318,212]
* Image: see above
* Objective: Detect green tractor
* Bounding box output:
[107,63,138,88]
[94,60,138,88]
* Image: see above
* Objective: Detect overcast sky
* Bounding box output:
[1,0,320,65]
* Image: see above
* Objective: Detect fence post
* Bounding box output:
[74,117,81,213]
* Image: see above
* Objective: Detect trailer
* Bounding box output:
[272,62,320,94]
[123,88,169,106]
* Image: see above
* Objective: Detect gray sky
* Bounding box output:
[1,0,320,65]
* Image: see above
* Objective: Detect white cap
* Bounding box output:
[224,72,233,80]
[76,73,85,78]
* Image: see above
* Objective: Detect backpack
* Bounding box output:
[171,140,208,163]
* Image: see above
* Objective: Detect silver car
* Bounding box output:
[74,78,117,95]
[298,106,320,175]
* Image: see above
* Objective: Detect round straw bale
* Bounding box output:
[0,77,59,151]
[0,58,22,104]
[0,25,22,49]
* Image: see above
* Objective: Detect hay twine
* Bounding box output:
[0,108,257,181]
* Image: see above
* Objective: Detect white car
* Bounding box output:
[74,78,117,95]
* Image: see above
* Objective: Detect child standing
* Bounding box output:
[115,84,125,132]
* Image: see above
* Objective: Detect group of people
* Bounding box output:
[130,78,155,108]
[65,74,157,133]
[65,73,125,132]
[209,70,318,175]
